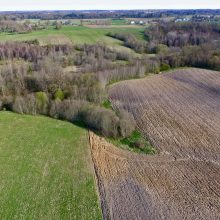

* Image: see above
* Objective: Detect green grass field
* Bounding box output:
[0,111,102,220]
[111,19,128,25]
[0,25,145,46]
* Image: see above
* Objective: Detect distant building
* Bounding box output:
[175,18,190,23]
[191,15,215,22]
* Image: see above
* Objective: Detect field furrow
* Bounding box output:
[91,68,220,219]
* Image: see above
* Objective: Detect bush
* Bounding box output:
[121,130,155,154]
[55,21,62,30]
[80,105,120,138]
[117,110,136,138]
[54,89,65,101]
[23,39,40,45]
[25,77,45,92]
[49,99,84,122]
[160,63,171,72]
[36,92,48,114]
[155,44,169,54]
[102,99,112,109]
[13,95,37,115]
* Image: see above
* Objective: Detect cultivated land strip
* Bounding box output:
[90,68,220,219]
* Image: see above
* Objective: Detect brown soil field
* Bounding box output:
[90,68,220,219]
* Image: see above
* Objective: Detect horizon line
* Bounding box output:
[0,9,220,12]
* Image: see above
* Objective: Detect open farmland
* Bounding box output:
[90,68,220,219]
[0,112,102,220]
[110,68,220,161]
[0,25,144,46]
[0,25,144,56]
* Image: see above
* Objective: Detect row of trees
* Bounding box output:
[107,32,147,53]
[145,21,220,47]
[0,42,75,62]
[157,43,220,71]
[97,58,160,86]
[0,20,32,33]
[147,22,220,71]
[4,96,135,138]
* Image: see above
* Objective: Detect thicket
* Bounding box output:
[0,20,32,33]
[144,21,220,71]
[107,32,147,53]
[0,42,138,138]
[145,22,220,47]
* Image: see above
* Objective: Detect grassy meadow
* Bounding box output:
[0,111,102,220]
[0,25,145,47]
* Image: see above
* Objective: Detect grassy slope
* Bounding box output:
[0,111,102,220]
[0,26,145,46]
[0,26,145,56]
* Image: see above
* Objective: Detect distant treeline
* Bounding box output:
[1,10,220,20]
[144,21,220,70]
[106,21,220,71]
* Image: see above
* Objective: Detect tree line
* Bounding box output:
[1,10,220,20]
[144,21,220,71]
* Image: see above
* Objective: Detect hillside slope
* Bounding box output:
[0,112,102,220]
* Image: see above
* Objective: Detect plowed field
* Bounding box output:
[90,68,220,219]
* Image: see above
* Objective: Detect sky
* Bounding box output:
[0,0,220,11]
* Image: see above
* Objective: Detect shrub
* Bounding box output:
[54,21,62,30]
[36,92,48,114]
[54,89,65,101]
[49,99,84,122]
[13,95,37,115]
[80,105,120,138]
[12,97,25,114]
[118,110,136,138]
[121,130,155,154]
[102,99,112,109]
[25,77,45,92]
[155,44,169,54]
[23,39,40,45]
[160,63,171,72]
